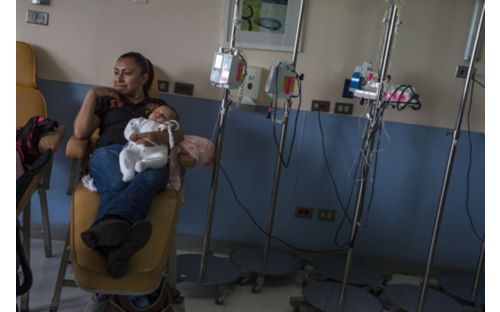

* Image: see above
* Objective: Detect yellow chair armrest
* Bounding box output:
[66,136,90,160]
[38,125,67,153]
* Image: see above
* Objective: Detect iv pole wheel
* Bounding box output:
[215,284,228,305]
[252,275,264,293]
[237,272,256,285]
[170,288,184,305]
[215,295,224,305]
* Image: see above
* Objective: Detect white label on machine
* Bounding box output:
[214,54,223,69]
[220,70,229,83]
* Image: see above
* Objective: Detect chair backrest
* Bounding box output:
[16,41,47,129]
[16,41,37,88]
[148,65,159,98]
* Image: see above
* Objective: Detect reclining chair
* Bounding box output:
[17,40,67,258]
[50,71,197,312]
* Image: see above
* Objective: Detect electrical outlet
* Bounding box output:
[334,102,353,115]
[317,209,335,221]
[311,100,331,112]
[455,65,469,78]
[157,80,169,92]
[174,82,194,96]
[295,206,313,219]
[26,10,49,25]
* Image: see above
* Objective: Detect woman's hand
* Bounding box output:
[90,87,123,108]
[91,87,119,98]
[133,131,169,147]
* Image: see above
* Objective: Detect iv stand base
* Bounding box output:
[385,283,462,312]
[229,246,302,293]
[303,280,382,312]
[177,253,240,304]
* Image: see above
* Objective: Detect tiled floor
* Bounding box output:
[19,239,483,312]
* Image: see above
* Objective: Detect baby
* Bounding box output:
[119,105,180,182]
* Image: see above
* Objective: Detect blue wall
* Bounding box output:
[33,79,484,271]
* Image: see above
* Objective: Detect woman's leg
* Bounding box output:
[87,144,128,222]
[83,144,131,250]
[106,164,169,223]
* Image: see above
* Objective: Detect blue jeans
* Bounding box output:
[88,144,169,224]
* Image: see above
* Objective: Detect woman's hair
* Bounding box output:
[118,52,154,97]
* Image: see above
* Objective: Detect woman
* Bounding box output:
[74,52,181,278]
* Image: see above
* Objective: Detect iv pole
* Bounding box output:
[198,0,242,283]
[253,0,306,292]
[471,238,484,302]
[416,3,485,311]
[338,4,399,311]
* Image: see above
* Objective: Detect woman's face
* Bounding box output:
[113,57,148,98]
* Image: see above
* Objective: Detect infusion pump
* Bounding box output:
[210,51,246,89]
[264,61,297,100]
[350,62,420,107]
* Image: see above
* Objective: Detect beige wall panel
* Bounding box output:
[17,0,484,132]
[16,0,225,99]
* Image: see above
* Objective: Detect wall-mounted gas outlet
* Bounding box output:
[174,82,194,96]
[317,209,335,221]
[311,100,331,112]
[334,102,353,115]
[295,206,313,219]
[32,0,50,5]
[455,65,469,79]
[157,80,169,93]
[26,10,49,25]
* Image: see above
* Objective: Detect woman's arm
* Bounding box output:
[134,128,184,147]
[73,87,119,139]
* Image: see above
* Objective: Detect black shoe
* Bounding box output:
[81,217,130,251]
[107,220,152,278]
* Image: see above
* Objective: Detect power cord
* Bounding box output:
[219,164,347,253]
[271,63,303,168]
[465,78,485,242]
[472,78,484,88]
[333,101,389,246]
[363,123,383,227]
[316,110,352,224]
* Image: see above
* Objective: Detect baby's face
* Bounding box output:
[149,106,175,123]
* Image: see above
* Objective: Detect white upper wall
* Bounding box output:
[16,0,485,132]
